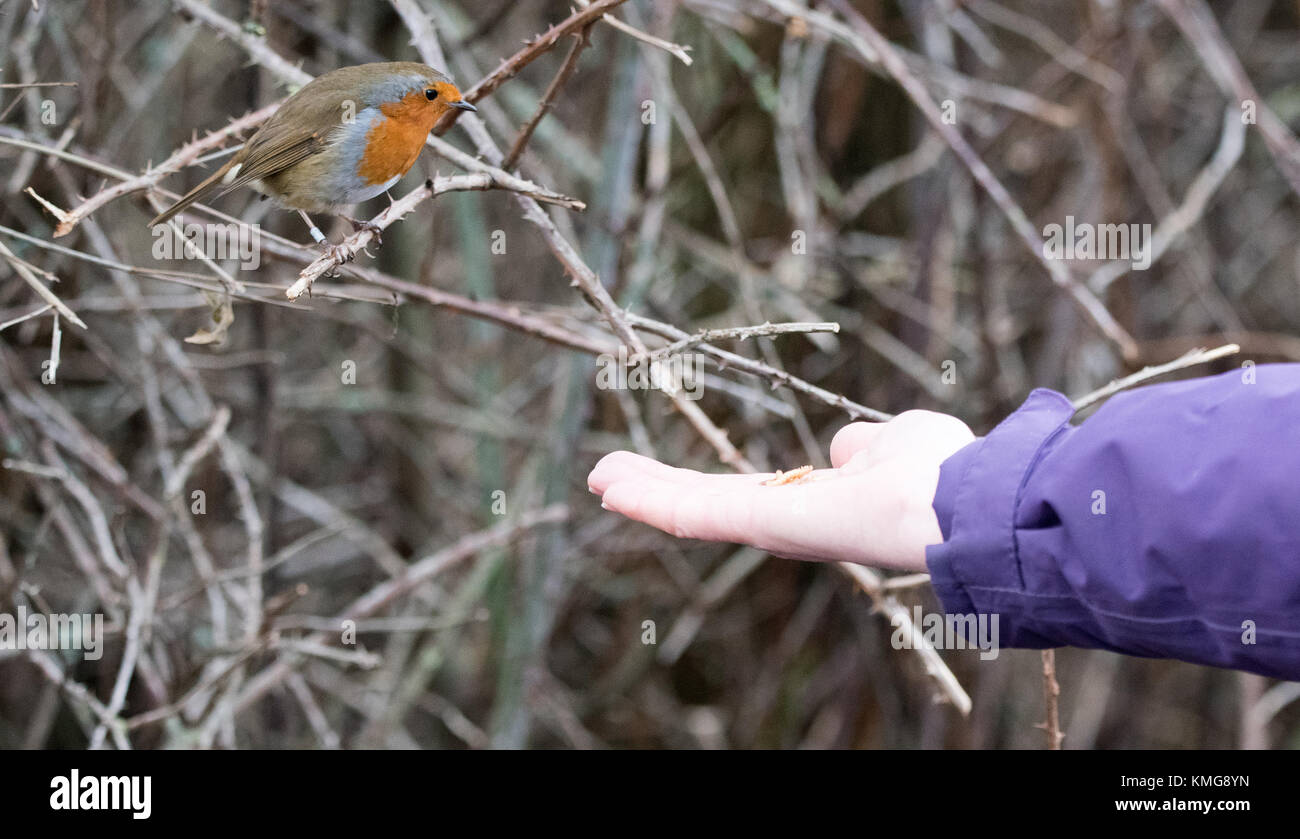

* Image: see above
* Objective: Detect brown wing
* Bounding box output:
[147,159,236,227]
[215,129,327,196]
[148,106,336,226]
[216,87,355,194]
[149,71,365,226]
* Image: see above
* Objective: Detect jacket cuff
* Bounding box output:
[925,389,1074,622]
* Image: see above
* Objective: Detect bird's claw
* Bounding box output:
[345,217,383,249]
[321,242,353,274]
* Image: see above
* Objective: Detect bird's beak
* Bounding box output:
[451,99,477,112]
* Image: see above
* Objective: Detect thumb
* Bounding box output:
[829,421,884,469]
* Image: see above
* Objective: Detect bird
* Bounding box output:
[148,61,476,257]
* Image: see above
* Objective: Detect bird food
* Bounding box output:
[763,465,815,486]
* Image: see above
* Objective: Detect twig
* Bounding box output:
[285,673,341,749]
[1039,649,1064,749]
[0,302,52,332]
[574,0,693,65]
[0,133,130,180]
[52,103,278,238]
[217,439,265,641]
[164,404,230,499]
[46,310,60,383]
[838,132,946,221]
[433,0,632,134]
[503,24,593,170]
[636,320,841,363]
[0,81,78,88]
[627,313,893,422]
[424,135,586,208]
[36,441,129,579]
[170,0,308,86]
[881,573,934,592]
[272,638,383,668]
[0,238,87,328]
[1,458,66,479]
[25,648,129,748]
[285,174,491,300]
[122,643,266,730]
[840,564,973,715]
[1070,343,1240,412]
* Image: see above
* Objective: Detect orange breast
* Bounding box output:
[356,91,438,186]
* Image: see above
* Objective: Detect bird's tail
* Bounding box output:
[147,160,236,227]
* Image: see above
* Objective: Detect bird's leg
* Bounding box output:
[297,209,328,245]
[298,209,352,267]
[342,215,383,249]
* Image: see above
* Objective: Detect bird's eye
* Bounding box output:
[425,88,438,101]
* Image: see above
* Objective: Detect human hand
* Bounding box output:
[587,411,975,572]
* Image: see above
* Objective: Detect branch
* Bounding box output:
[627,314,893,422]
[285,173,491,300]
[1070,343,1240,413]
[0,238,86,328]
[424,135,585,208]
[636,320,841,363]
[503,24,593,170]
[171,0,310,87]
[433,0,632,135]
[574,0,693,65]
[839,564,973,715]
[1039,650,1064,749]
[0,81,78,88]
[52,103,278,238]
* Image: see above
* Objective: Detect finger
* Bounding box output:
[829,422,884,469]
[600,478,763,543]
[603,476,865,562]
[588,451,672,493]
[589,451,771,494]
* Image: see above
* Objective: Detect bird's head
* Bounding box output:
[361,62,476,121]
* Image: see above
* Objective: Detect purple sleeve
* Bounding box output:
[925,364,1300,679]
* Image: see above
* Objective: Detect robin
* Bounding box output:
[148,61,476,256]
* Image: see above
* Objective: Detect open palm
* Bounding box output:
[588,411,975,572]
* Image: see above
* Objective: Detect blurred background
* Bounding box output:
[1,0,1298,748]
